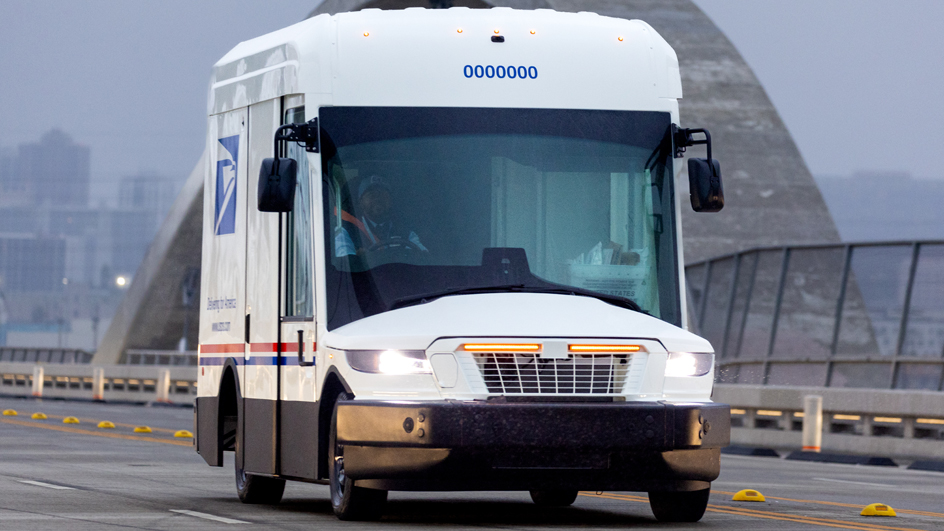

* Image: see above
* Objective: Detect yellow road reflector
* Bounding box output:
[31,412,48,420]
[174,430,193,438]
[3,409,17,416]
[63,416,80,424]
[133,426,152,433]
[861,503,896,517]
[98,421,115,429]
[732,489,766,502]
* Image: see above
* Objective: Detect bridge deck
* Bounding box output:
[2,397,943,530]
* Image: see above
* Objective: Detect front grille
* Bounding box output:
[471,353,630,394]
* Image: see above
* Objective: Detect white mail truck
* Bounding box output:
[195,6,729,523]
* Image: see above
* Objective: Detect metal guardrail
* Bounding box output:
[0,362,196,405]
[0,347,195,366]
[124,349,198,366]
[687,241,944,390]
[715,384,944,459]
[0,347,93,364]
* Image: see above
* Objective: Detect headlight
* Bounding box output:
[346,350,431,375]
[665,352,713,377]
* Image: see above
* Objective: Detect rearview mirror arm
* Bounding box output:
[673,125,712,162]
[273,117,320,158]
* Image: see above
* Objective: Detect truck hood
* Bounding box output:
[324,292,711,353]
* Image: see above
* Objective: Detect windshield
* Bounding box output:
[320,107,679,330]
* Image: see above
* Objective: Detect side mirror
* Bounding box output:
[257,158,297,212]
[688,158,724,212]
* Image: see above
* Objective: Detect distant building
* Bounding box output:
[0,235,66,291]
[12,129,90,208]
[119,172,177,214]
[0,133,180,349]
[0,147,16,203]
[112,172,179,277]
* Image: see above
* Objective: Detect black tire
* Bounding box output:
[234,403,285,504]
[529,489,579,507]
[648,488,711,522]
[329,392,388,520]
[235,463,286,504]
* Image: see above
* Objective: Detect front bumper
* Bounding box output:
[336,400,730,492]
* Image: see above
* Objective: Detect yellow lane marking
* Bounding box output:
[596,492,923,531]
[587,492,914,531]
[706,503,921,531]
[580,492,927,531]
[0,417,191,447]
[713,490,944,519]
[21,412,181,435]
[708,506,920,531]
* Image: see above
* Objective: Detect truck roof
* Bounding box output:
[209,7,682,115]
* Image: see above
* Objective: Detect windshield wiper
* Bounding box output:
[389,284,527,310]
[388,283,645,314]
[524,285,646,314]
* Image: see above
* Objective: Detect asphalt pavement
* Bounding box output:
[1,396,943,530]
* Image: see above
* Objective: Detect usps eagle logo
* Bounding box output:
[215,135,239,235]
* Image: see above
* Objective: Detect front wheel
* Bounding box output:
[648,488,710,522]
[329,392,388,520]
[530,489,579,507]
[234,413,285,504]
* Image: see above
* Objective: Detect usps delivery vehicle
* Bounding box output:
[195,6,729,523]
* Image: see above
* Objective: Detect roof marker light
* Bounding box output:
[457,28,463,33]
[530,29,536,35]
[618,36,624,41]
[363,31,370,37]
[462,343,541,352]
[494,29,500,34]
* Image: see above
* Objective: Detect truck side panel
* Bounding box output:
[196,108,248,465]
[240,99,281,476]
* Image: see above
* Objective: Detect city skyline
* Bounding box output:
[1,0,944,198]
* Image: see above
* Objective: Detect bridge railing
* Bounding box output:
[0,362,196,404]
[0,349,197,404]
[716,384,944,459]
[687,240,944,390]
[0,347,93,364]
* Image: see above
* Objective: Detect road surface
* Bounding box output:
[1,396,942,530]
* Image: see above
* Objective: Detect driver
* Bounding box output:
[335,175,428,257]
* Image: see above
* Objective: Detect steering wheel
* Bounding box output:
[365,237,423,254]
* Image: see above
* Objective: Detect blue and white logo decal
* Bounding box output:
[215,135,239,235]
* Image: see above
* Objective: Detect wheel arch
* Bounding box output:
[196,358,242,466]
[318,368,352,479]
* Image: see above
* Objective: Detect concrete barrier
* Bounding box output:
[801,395,822,452]
[0,362,196,405]
[715,384,944,460]
[155,369,171,403]
[92,367,105,401]
[31,366,43,397]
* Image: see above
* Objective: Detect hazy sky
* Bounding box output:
[0,1,314,204]
[693,0,944,181]
[1,0,943,207]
